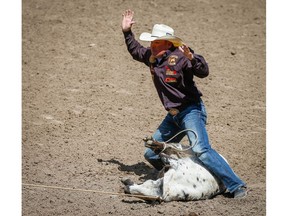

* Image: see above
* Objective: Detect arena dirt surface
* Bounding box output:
[22,0,266,215]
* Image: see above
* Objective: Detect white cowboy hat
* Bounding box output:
[139,24,183,47]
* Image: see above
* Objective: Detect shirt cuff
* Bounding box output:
[191,57,197,66]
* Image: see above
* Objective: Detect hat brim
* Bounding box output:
[139,32,183,47]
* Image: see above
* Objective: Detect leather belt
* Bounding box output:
[168,108,180,116]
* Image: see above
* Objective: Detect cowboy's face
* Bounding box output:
[151,40,172,57]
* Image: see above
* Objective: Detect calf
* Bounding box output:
[122,138,226,202]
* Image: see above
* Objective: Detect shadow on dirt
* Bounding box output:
[97,158,157,180]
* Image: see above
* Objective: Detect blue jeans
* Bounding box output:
[144,99,246,193]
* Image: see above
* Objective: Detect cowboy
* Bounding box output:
[121,9,247,198]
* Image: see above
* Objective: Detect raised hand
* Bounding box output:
[122,9,136,32]
[179,44,194,60]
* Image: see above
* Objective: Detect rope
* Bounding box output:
[165,128,198,145]
[161,129,198,153]
[23,130,197,202]
[22,183,161,201]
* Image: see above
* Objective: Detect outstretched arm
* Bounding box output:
[121,9,150,65]
[122,9,136,32]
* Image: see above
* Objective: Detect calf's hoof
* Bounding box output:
[123,185,131,194]
[121,178,134,186]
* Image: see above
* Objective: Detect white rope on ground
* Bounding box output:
[22,183,161,202]
[23,130,197,202]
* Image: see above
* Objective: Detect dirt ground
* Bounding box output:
[22,0,266,215]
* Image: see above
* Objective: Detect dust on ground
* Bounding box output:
[22,0,266,215]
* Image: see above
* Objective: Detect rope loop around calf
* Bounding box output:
[160,129,198,153]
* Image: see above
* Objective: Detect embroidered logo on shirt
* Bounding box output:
[165,77,177,83]
[165,67,177,75]
[168,55,178,65]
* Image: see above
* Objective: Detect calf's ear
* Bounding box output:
[159,153,177,164]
